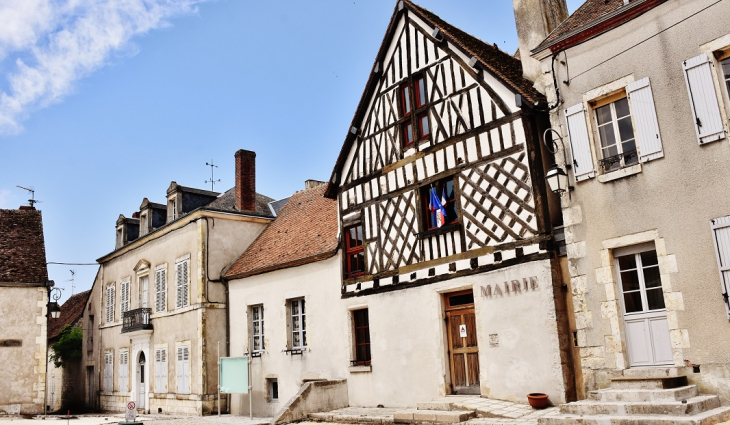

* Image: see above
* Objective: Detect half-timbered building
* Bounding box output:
[324,0,575,405]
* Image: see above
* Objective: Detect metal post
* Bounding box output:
[217,342,220,417]
[248,351,252,420]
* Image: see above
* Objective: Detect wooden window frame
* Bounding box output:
[352,309,371,366]
[400,75,430,148]
[420,177,459,232]
[344,224,365,279]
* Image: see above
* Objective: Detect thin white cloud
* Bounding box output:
[0,0,207,135]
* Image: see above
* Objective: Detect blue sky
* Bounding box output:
[0,0,582,302]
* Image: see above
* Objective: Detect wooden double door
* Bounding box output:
[445,290,480,395]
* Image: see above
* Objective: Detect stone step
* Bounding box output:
[610,375,688,390]
[538,405,730,425]
[589,385,699,402]
[394,409,476,424]
[559,395,720,417]
[622,367,684,378]
[417,402,460,411]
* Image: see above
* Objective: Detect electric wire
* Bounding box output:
[568,0,724,83]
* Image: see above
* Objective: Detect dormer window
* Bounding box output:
[400,75,430,148]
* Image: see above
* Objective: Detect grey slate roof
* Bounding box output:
[206,188,275,217]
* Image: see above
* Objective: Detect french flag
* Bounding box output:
[429,187,447,228]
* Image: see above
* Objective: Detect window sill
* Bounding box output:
[597,163,642,183]
[348,365,372,373]
[419,223,461,239]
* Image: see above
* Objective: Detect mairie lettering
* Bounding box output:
[480,276,538,298]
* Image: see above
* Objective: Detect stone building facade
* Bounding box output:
[531,0,730,401]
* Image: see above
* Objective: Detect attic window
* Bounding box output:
[400,75,430,148]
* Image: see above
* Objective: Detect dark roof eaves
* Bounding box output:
[532,0,664,54]
[224,248,339,281]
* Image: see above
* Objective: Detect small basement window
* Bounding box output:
[267,378,278,402]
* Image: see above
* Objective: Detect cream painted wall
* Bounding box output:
[229,255,565,416]
[0,286,47,415]
[536,0,730,399]
[85,211,269,415]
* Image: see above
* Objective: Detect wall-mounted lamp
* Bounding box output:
[543,128,574,198]
[46,279,62,319]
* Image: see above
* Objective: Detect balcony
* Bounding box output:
[122,308,153,333]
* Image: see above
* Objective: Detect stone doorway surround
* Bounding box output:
[567,227,688,388]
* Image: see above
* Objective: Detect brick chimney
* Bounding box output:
[235,149,256,211]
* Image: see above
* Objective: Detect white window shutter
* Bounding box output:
[176,263,183,309]
[711,215,730,319]
[627,78,664,162]
[565,103,595,181]
[683,54,726,144]
[176,347,183,393]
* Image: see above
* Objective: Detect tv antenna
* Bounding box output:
[66,269,75,295]
[16,186,40,207]
[205,160,221,191]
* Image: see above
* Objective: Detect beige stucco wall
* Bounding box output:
[85,211,268,415]
[536,0,730,400]
[229,255,566,416]
[0,286,47,415]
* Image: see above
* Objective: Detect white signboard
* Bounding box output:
[125,401,136,422]
[459,324,467,338]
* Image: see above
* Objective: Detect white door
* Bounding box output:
[616,246,673,367]
[137,352,146,410]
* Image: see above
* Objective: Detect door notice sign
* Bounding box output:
[459,324,467,338]
[125,401,137,423]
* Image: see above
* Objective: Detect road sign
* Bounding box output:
[125,401,137,422]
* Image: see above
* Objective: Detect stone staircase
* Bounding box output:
[539,376,730,425]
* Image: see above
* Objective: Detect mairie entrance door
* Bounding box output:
[445,290,480,395]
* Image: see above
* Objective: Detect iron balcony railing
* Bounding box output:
[122,308,153,333]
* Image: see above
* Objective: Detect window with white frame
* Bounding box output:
[722,57,730,95]
[104,350,113,392]
[251,305,265,353]
[155,266,166,313]
[120,279,130,314]
[616,249,664,314]
[105,285,115,323]
[119,350,129,392]
[155,347,168,393]
[595,96,638,172]
[176,258,189,309]
[139,274,149,309]
[565,77,663,181]
[288,298,306,350]
[176,345,190,394]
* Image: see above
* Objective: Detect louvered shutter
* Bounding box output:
[711,215,730,319]
[565,103,595,181]
[120,281,129,313]
[182,346,190,394]
[160,348,167,393]
[627,78,664,162]
[156,269,166,312]
[683,54,726,144]
[182,262,189,307]
[106,286,115,323]
[176,263,183,309]
[176,347,184,394]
